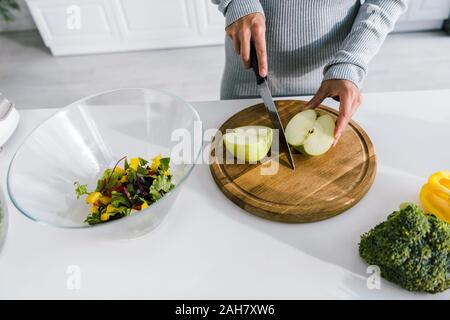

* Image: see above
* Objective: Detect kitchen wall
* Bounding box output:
[0,0,35,32]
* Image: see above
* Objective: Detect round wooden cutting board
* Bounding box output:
[209,100,377,223]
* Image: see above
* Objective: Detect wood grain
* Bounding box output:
[209,100,377,223]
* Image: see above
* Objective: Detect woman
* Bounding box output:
[212,0,408,145]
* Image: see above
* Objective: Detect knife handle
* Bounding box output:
[250,42,266,85]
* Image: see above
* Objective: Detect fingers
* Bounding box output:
[352,94,362,117]
[240,29,251,68]
[297,79,362,147]
[225,13,266,71]
[305,87,328,110]
[231,35,241,55]
[340,98,361,143]
[253,25,267,77]
[333,95,353,147]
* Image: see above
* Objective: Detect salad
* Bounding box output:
[74,155,175,225]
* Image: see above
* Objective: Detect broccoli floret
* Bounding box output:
[359,204,450,293]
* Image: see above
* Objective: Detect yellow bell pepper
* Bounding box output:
[86,192,102,204]
[114,166,125,175]
[89,205,99,213]
[420,171,450,223]
[129,158,140,171]
[151,154,162,172]
[140,201,148,210]
[100,213,111,221]
[427,171,450,196]
[99,195,111,205]
[105,204,117,214]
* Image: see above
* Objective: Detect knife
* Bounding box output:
[249,42,295,169]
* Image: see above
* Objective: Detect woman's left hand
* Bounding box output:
[305,79,362,147]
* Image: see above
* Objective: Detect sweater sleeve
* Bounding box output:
[211,0,264,27]
[323,0,409,88]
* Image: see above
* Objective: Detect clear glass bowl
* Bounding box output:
[7,88,202,239]
[0,185,8,251]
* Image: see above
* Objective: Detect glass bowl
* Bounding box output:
[0,185,8,251]
[7,88,202,239]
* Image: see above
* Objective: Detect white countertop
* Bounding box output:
[1,90,449,299]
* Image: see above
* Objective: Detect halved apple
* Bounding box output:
[285,110,335,156]
[223,125,273,162]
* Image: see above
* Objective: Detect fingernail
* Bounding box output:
[261,68,267,77]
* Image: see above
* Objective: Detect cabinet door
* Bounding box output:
[26,0,226,55]
[113,0,200,48]
[194,0,225,38]
[26,0,120,48]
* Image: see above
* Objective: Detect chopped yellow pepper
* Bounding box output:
[100,213,111,221]
[89,205,99,213]
[114,166,125,175]
[140,201,148,210]
[86,192,102,204]
[129,158,140,171]
[151,154,162,172]
[99,195,111,205]
[420,171,450,223]
[105,204,117,214]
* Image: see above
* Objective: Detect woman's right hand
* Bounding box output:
[225,13,267,77]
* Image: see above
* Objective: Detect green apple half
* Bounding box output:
[223,126,273,162]
[285,110,335,156]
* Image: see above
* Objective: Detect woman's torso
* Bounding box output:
[221,0,361,99]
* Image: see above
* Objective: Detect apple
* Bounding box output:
[285,110,335,156]
[223,125,273,162]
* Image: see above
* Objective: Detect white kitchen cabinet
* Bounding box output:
[25,0,449,56]
[194,0,226,37]
[26,0,122,53]
[112,0,225,50]
[114,0,198,45]
[26,0,225,55]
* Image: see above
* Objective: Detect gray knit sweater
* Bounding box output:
[212,0,408,99]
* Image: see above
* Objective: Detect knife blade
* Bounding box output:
[249,43,295,170]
